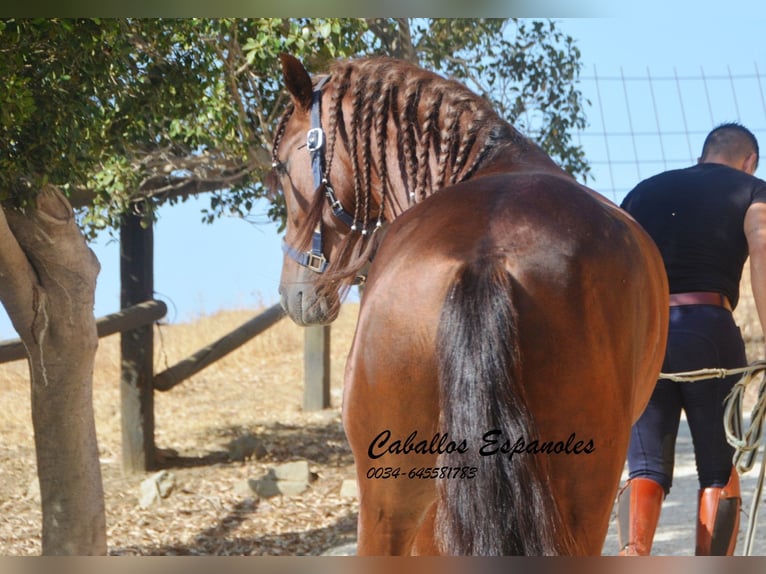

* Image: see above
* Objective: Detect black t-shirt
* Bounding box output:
[620,162,766,309]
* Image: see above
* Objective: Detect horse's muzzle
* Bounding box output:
[278,282,339,326]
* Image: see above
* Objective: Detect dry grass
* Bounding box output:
[0,270,763,556]
[0,303,360,556]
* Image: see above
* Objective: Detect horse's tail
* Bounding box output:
[435,256,575,555]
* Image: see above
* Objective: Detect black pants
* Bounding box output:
[627,304,747,493]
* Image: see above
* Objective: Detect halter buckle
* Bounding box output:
[325,186,343,212]
[307,127,324,152]
[306,252,328,273]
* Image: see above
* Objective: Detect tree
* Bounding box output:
[0,19,133,555]
[0,17,224,554]
[7,18,587,234]
[0,18,587,554]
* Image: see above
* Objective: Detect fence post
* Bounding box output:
[304,325,331,410]
[119,209,155,472]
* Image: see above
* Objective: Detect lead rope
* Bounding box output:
[660,360,766,555]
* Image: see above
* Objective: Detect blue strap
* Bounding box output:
[308,76,330,192]
[281,227,327,273]
[282,75,382,275]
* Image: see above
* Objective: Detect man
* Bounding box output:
[617,122,766,555]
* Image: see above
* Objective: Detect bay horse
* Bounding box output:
[270,53,669,555]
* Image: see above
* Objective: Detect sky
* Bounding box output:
[564,17,766,200]
[2,11,766,339]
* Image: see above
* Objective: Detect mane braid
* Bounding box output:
[325,65,354,179]
[458,122,513,184]
[271,104,294,165]
[436,102,464,190]
[264,104,297,202]
[360,79,381,233]
[349,71,370,229]
[447,107,466,186]
[416,87,442,197]
[374,84,391,225]
[402,78,427,202]
[459,138,494,183]
[451,113,485,185]
[426,91,444,157]
[417,81,443,197]
[387,83,411,208]
[465,123,531,182]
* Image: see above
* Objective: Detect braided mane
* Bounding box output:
[326,57,530,203]
[273,57,536,298]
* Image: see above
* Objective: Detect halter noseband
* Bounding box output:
[281,76,380,275]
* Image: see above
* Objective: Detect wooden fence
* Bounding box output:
[0,211,331,473]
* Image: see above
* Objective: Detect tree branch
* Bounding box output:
[65,143,272,210]
[0,203,41,341]
[365,18,417,62]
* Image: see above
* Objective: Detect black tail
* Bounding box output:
[435,256,575,555]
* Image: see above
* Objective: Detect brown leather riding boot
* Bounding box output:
[696,468,741,555]
[616,477,665,555]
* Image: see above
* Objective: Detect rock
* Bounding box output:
[234,479,258,498]
[251,478,282,499]
[139,470,176,508]
[236,477,309,499]
[260,478,307,497]
[235,460,311,499]
[270,460,310,482]
[227,434,267,461]
[322,542,357,556]
[339,479,357,498]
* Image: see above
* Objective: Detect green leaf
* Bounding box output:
[0,18,589,234]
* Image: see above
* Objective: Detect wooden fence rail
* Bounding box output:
[2,212,331,473]
[153,303,286,392]
[0,299,168,364]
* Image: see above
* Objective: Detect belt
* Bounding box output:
[669,291,732,311]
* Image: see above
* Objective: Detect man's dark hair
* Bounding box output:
[700,122,760,169]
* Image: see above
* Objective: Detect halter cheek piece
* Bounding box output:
[281,76,380,275]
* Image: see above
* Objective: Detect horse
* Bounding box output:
[270,53,669,555]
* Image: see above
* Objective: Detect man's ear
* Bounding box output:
[743,152,758,175]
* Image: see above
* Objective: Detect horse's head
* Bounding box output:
[270,54,380,326]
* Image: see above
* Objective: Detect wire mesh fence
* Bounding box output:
[569,64,766,204]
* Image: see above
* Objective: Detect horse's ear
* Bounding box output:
[279,53,313,112]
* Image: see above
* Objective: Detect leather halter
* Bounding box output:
[281,76,378,274]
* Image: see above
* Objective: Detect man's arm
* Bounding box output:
[745,202,766,357]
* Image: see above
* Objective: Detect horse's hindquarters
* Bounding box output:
[344,176,668,555]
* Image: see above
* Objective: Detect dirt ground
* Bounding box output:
[1,276,765,556]
[602,415,766,556]
[0,304,361,555]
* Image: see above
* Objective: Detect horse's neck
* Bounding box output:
[370,133,584,223]
[468,143,620,210]
[474,141,572,179]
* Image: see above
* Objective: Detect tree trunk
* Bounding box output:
[0,185,106,555]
